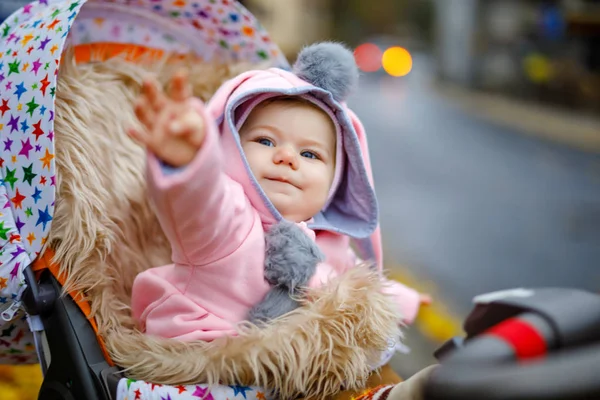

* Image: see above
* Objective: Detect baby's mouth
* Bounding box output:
[265,176,300,189]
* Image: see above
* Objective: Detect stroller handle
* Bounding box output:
[424,287,600,400]
[424,341,600,400]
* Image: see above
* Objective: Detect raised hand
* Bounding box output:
[128,70,206,167]
[420,293,432,306]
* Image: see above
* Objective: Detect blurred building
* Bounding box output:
[242,0,334,59]
[0,0,30,21]
[435,0,600,113]
[243,0,434,58]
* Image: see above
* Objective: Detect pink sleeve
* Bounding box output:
[147,98,255,266]
[131,268,238,341]
[382,279,421,324]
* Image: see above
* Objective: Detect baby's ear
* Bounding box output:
[292,42,359,102]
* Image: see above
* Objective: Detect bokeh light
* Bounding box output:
[382,47,413,77]
[354,43,383,72]
[523,53,554,83]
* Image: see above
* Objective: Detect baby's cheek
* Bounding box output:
[312,170,335,195]
[244,150,263,176]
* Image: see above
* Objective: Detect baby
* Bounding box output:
[128,42,428,344]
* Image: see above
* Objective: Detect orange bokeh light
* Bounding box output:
[382,47,413,77]
[354,43,383,72]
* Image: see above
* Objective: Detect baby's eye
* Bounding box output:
[300,150,319,160]
[257,138,274,147]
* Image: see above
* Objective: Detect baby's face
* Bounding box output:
[240,100,336,222]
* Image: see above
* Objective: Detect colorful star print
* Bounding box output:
[13,82,28,100]
[0,221,10,240]
[67,0,287,68]
[11,189,26,209]
[0,0,85,365]
[22,164,37,185]
[39,148,54,170]
[19,138,34,159]
[118,380,268,400]
[25,97,39,116]
[31,187,42,203]
[3,168,18,189]
[230,385,253,399]
[7,60,20,76]
[36,205,52,230]
[0,99,10,116]
[7,115,20,133]
[193,386,215,399]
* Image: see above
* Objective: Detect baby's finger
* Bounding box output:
[419,294,432,305]
[169,70,192,102]
[127,126,151,146]
[134,97,155,129]
[143,78,167,112]
[151,105,174,147]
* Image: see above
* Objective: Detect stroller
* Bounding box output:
[424,287,600,400]
[0,0,290,399]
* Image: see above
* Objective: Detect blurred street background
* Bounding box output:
[2,0,600,396]
[241,0,600,379]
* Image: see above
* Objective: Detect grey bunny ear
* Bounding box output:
[292,42,359,102]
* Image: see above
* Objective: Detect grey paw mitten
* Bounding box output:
[248,221,324,324]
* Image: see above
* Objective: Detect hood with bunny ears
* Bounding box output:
[207,43,384,265]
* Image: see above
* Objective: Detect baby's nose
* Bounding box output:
[273,146,298,169]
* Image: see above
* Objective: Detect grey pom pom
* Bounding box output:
[246,220,323,324]
[263,220,323,289]
[293,42,359,101]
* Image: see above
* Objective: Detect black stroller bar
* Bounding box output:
[23,267,122,400]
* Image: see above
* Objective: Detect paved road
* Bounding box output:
[349,56,600,319]
[349,55,600,377]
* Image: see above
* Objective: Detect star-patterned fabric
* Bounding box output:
[117,380,272,400]
[0,0,84,365]
[0,0,288,365]
[71,0,289,66]
[0,313,38,364]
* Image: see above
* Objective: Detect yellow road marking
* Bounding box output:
[386,264,465,343]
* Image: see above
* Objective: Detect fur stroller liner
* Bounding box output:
[0,1,402,399]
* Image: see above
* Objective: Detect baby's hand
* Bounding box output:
[128,70,205,167]
[419,293,432,306]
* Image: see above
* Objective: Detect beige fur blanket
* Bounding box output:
[48,49,401,399]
